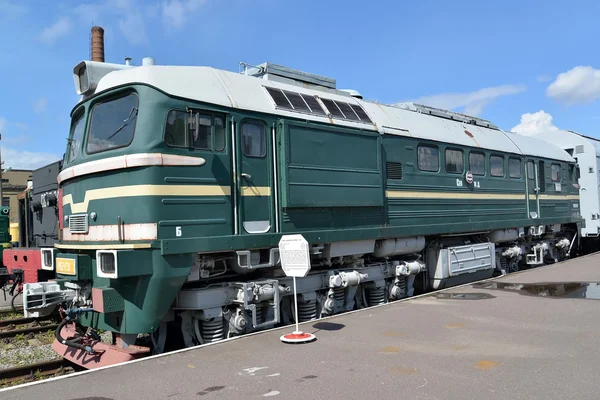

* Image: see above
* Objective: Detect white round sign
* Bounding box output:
[465,171,473,184]
[278,234,311,277]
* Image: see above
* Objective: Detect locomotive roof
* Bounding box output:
[91,63,574,163]
[532,129,600,159]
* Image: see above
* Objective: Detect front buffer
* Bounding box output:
[23,248,193,369]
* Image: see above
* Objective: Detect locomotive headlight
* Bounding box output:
[96,250,118,279]
[73,60,131,96]
[40,248,55,271]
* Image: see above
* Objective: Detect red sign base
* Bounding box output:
[280,331,316,344]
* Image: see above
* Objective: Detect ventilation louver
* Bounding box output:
[264,86,373,124]
[386,162,403,180]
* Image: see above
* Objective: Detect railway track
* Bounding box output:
[0,359,79,387]
[0,315,59,339]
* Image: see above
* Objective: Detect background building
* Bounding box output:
[2,169,32,224]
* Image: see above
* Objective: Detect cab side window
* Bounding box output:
[164,110,225,151]
[241,122,266,157]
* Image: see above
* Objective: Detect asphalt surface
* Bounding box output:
[2,253,600,399]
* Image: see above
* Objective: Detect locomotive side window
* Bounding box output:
[551,163,561,181]
[164,111,226,151]
[527,161,534,179]
[445,148,464,174]
[508,157,521,178]
[469,152,485,175]
[490,155,504,177]
[87,92,138,154]
[192,114,212,149]
[241,122,266,158]
[215,117,225,151]
[164,111,188,147]
[418,145,439,172]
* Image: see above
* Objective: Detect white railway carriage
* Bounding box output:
[532,129,599,250]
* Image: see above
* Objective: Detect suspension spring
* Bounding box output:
[396,276,407,295]
[297,299,317,322]
[333,287,345,307]
[201,318,225,343]
[366,287,386,306]
[254,306,263,327]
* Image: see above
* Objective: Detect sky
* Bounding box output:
[1,0,600,170]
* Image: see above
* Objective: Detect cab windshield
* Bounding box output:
[86,92,138,154]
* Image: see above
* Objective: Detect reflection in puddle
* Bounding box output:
[435,293,496,300]
[473,282,600,299]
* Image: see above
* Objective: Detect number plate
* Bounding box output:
[56,257,76,275]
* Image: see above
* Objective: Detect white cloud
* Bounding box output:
[510,110,558,136]
[546,66,600,105]
[117,12,147,46]
[405,84,526,117]
[0,1,27,21]
[13,122,28,132]
[0,118,59,169]
[536,75,552,83]
[39,16,72,45]
[0,146,61,170]
[33,98,47,114]
[72,0,208,47]
[162,0,206,29]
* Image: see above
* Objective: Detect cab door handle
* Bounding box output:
[241,173,252,180]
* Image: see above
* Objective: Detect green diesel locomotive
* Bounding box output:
[22,58,582,368]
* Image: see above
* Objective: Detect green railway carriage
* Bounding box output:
[23,59,582,368]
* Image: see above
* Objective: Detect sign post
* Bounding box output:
[278,234,316,344]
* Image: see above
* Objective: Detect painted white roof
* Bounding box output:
[531,130,600,159]
[93,64,574,163]
[503,131,575,162]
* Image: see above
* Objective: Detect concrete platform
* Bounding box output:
[3,253,600,399]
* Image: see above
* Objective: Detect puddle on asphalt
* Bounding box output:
[434,292,496,300]
[472,282,600,299]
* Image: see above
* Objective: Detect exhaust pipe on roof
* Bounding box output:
[91,26,105,63]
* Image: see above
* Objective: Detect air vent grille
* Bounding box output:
[386,162,403,180]
[68,214,89,234]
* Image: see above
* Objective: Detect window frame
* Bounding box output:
[417,144,440,172]
[240,120,267,158]
[508,157,522,179]
[468,151,486,176]
[66,107,86,164]
[445,147,464,174]
[490,154,505,177]
[85,90,139,155]
[527,160,535,180]
[163,108,227,152]
[551,163,561,182]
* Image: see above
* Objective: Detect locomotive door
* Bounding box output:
[235,118,273,234]
[526,159,540,218]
